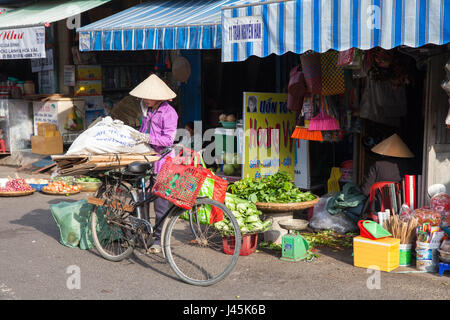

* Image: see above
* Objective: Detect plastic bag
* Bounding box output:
[50,200,93,249]
[50,200,121,250]
[309,196,359,234]
[413,207,441,226]
[399,204,414,222]
[179,152,227,225]
[66,116,154,155]
[430,193,450,215]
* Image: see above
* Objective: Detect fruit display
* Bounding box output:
[0,178,33,192]
[52,176,76,185]
[43,181,81,194]
[217,152,242,177]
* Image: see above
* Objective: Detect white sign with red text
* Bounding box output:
[0,26,45,60]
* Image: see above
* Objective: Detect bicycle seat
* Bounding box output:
[127,161,152,173]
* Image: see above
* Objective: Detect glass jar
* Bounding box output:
[24,81,35,95]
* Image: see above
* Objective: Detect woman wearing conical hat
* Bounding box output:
[360,134,415,196]
[129,73,178,254]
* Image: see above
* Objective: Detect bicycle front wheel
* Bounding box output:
[164,197,242,286]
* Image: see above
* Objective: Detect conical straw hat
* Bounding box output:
[129,74,176,100]
[371,134,414,158]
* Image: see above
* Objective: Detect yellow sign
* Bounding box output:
[243,92,296,180]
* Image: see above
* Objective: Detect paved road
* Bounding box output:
[0,166,449,300]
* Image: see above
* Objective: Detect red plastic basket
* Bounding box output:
[222,234,258,256]
[151,157,209,210]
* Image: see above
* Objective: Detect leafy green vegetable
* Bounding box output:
[229,171,316,203]
[214,193,272,236]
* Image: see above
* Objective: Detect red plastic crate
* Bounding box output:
[222,233,258,256]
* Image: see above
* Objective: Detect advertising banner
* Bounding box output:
[243,92,295,180]
[0,26,45,60]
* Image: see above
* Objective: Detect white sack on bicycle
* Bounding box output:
[66,117,154,155]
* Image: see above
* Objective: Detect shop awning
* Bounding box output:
[0,0,111,29]
[77,0,258,51]
[221,0,450,62]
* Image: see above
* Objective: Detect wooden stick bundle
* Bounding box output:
[385,214,419,244]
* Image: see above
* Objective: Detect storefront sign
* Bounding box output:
[0,26,45,60]
[31,49,53,72]
[243,92,295,180]
[224,15,263,44]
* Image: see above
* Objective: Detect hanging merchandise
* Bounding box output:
[337,48,363,70]
[300,50,346,96]
[359,78,407,127]
[291,95,323,141]
[308,96,340,131]
[287,65,306,111]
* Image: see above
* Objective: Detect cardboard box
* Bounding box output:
[75,81,102,96]
[37,123,57,137]
[31,135,63,155]
[353,236,400,272]
[76,65,102,81]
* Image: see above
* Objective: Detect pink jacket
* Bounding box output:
[139,101,178,173]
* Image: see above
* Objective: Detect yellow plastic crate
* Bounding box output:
[353,236,400,272]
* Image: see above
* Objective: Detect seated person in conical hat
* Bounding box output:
[360,134,415,197]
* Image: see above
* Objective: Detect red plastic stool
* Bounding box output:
[0,139,5,153]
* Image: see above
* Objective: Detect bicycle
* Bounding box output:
[87,146,242,286]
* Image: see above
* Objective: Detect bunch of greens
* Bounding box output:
[229,171,316,203]
[214,193,272,236]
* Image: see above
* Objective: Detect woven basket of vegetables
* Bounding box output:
[229,171,319,213]
[254,198,319,212]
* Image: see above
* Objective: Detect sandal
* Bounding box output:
[147,244,162,254]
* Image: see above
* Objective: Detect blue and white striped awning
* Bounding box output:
[77,0,256,51]
[221,0,450,62]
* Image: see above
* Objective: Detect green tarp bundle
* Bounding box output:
[326,183,367,216]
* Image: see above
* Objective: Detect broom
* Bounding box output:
[291,126,323,141]
[308,96,340,131]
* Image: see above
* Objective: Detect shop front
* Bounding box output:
[0,0,112,161]
[216,0,450,264]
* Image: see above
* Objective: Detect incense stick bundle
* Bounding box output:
[386,215,419,244]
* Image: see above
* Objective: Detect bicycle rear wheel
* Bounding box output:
[164,197,242,286]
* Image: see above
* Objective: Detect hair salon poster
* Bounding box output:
[243,92,295,180]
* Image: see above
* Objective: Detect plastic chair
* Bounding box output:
[368,181,401,222]
[0,139,5,153]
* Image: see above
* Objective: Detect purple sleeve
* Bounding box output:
[149,107,178,148]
